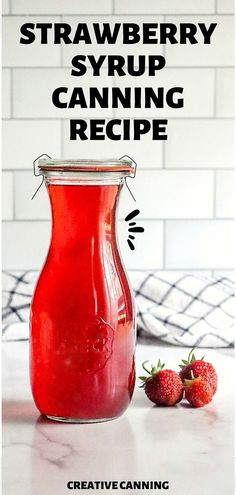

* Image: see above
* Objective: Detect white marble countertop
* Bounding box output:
[3,340,234,495]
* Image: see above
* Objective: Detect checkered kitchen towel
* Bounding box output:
[2,271,235,348]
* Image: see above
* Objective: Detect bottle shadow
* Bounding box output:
[2,400,39,424]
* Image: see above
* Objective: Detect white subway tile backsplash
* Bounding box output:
[1,9,234,273]
[13,68,113,118]
[118,170,214,219]
[2,69,11,118]
[62,16,164,66]
[216,68,234,117]
[3,17,61,67]
[2,0,10,14]
[165,16,234,67]
[13,68,215,120]
[2,221,51,270]
[166,220,234,269]
[12,0,112,14]
[63,120,163,168]
[2,120,61,169]
[2,220,162,271]
[165,120,234,168]
[14,172,50,220]
[118,220,163,270]
[115,0,215,14]
[114,69,214,118]
[215,170,235,218]
[217,0,234,13]
[2,173,13,220]
[13,169,214,221]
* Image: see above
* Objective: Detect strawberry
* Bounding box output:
[184,371,213,408]
[179,348,217,395]
[139,359,183,406]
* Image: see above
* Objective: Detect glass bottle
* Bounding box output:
[30,159,136,423]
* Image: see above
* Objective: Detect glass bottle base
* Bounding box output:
[46,414,119,424]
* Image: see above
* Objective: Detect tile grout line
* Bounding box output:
[112,0,115,15]
[2,13,233,17]
[9,0,12,15]
[215,0,218,14]
[2,117,234,122]
[214,68,217,117]
[4,65,233,70]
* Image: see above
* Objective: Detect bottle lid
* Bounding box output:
[37,158,134,175]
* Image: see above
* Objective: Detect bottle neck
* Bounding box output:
[47,181,122,250]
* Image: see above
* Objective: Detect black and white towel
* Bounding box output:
[129,271,234,348]
[2,270,235,348]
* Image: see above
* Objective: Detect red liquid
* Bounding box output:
[30,183,135,421]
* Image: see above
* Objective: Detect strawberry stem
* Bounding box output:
[179,347,203,369]
[141,359,165,378]
[187,348,194,362]
[142,360,151,375]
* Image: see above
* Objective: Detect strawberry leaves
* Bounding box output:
[179,347,204,369]
[139,359,165,387]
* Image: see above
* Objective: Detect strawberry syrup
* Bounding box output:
[30,183,135,421]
